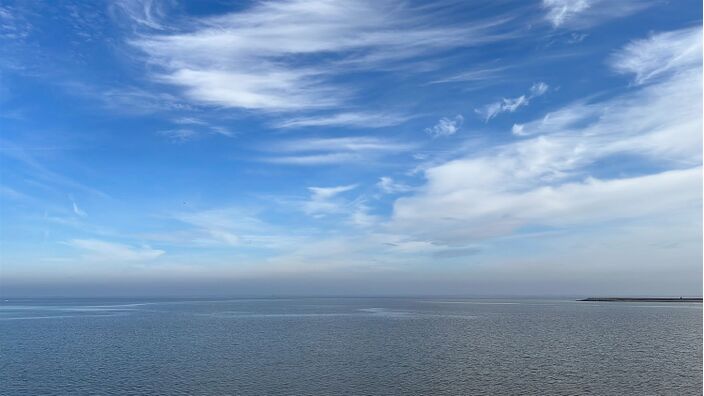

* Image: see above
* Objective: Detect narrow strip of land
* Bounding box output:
[578,297,702,302]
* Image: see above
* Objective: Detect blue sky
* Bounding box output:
[0,0,701,296]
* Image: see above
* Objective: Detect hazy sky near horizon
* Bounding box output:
[0,0,702,297]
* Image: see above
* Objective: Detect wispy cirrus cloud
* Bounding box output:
[158,118,234,143]
[263,153,365,166]
[158,128,199,143]
[274,112,410,129]
[0,139,110,199]
[514,28,701,153]
[377,177,412,194]
[429,65,509,85]
[269,137,412,153]
[127,0,516,112]
[165,208,268,247]
[475,82,549,122]
[425,115,463,138]
[0,5,32,41]
[67,239,164,262]
[608,26,702,85]
[541,0,653,29]
[71,198,87,217]
[137,206,316,253]
[307,189,381,228]
[260,136,415,166]
[65,83,193,115]
[305,184,358,216]
[110,0,170,30]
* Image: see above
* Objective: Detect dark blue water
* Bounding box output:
[1,298,701,395]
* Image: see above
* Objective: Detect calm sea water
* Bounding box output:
[1,297,701,395]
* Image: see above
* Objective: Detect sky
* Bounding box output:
[0,0,701,297]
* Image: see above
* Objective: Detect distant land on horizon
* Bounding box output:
[579,297,703,302]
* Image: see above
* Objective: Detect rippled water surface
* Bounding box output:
[1,298,701,395]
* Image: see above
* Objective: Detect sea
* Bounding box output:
[1,297,701,395]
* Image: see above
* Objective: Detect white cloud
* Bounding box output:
[111,0,168,30]
[476,82,548,122]
[275,112,410,129]
[158,128,199,142]
[0,5,31,41]
[377,177,412,194]
[270,137,411,153]
[542,0,591,27]
[511,28,702,164]
[305,184,358,216]
[608,26,702,85]
[209,126,235,137]
[0,140,110,199]
[510,99,599,136]
[71,200,87,217]
[166,208,270,247]
[76,85,192,115]
[128,0,514,112]
[0,185,30,201]
[425,115,463,138]
[261,137,414,166]
[529,81,549,96]
[390,27,702,245]
[393,163,701,244]
[500,95,529,112]
[159,122,234,142]
[542,0,652,29]
[264,153,364,166]
[350,203,380,228]
[568,32,588,44]
[429,65,508,85]
[172,117,207,125]
[511,124,526,136]
[309,185,358,201]
[67,239,164,261]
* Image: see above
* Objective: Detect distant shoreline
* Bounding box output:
[578,297,703,302]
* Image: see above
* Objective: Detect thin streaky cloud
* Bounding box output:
[66,239,165,262]
[261,153,366,166]
[274,112,411,129]
[71,199,87,217]
[266,137,415,153]
[0,140,111,199]
[259,136,416,166]
[429,65,510,85]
